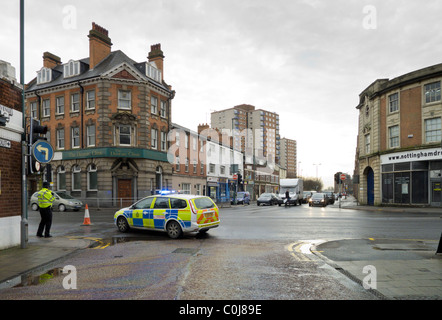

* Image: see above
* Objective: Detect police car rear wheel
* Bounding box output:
[166,221,183,239]
[117,217,130,233]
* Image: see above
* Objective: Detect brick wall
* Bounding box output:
[400,86,422,148]
[0,78,22,218]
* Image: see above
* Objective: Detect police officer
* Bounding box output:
[36,181,55,238]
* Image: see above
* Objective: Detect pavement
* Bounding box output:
[0,236,94,290]
[0,197,441,299]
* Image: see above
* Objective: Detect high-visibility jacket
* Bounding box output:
[37,188,55,208]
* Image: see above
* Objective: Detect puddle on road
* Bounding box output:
[14,267,63,288]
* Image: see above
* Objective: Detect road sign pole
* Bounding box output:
[20,0,28,249]
[338,174,346,208]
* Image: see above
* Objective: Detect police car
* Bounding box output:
[114,194,220,239]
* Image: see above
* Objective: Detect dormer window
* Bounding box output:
[146,62,162,82]
[63,60,80,78]
[37,67,52,84]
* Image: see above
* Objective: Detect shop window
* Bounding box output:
[394,162,410,171]
[411,171,428,204]
[393,172,410,204]
[382,173,394,204]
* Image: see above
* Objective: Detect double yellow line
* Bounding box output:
[286,242,312,261]
[68,236,111,249]
[286,240,325,261]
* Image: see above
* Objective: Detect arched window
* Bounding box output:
[87,164,98,191]
[155,166,162,190]
[72,165,81,191]
[57,166,66,191]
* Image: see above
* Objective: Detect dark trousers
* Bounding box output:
[37,206,52,237]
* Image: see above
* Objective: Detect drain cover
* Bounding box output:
[172,248,199,255]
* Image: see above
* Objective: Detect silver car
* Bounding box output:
[30,191,83,212]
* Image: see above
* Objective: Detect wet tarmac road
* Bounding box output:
[2,203,438,300]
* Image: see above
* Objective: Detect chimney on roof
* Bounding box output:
[198,123,210,135]
[43,52,61,69]
[88,22,112,69]
[148,43,165,79]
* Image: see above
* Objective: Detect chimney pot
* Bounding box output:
[43,52,61,69]
[88,22,112,69]
[148,43,165,79]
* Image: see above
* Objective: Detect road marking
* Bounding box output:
[68,236,110,249]
[287,240,327,261]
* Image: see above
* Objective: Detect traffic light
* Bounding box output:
[29,118,48,146]
[335,172,342,184]
[237,173,243,185]
[28,119,47,174]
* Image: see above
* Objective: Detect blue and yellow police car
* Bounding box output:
[114,194,220,238]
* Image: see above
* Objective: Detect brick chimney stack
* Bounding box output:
[148,43,165,79]
[43,52,61,69]
[88,22,112,69]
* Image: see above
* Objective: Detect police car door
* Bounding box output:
[132,197,154,228]
[152,197,169,230]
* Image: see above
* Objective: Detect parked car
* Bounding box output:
[231,191,250,205]
[308,193,328,207]
[257,193,279,206]
[30,191,83,212]
[272,193,284,206]
[114,194,220,238]
[322,191,335,204]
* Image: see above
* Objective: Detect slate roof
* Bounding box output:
[26,50,171,93]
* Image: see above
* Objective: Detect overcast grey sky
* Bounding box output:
[2,0,442,188]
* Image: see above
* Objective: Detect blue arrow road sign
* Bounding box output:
[32,140,54,164]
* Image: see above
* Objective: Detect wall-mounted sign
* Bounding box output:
[0,138,11,149]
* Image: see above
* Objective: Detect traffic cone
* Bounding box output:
[81,204,92,226]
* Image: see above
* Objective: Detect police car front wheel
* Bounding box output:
[166,221,183,239]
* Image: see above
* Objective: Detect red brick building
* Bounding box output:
[0,61,24,249]
[25,23,175,207]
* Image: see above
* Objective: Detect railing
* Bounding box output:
[76,197,140,209]
[76,196,233,209]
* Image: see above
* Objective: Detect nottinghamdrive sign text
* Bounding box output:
[381,147,442,165]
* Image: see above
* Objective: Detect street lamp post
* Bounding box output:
[313,163,321,179]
